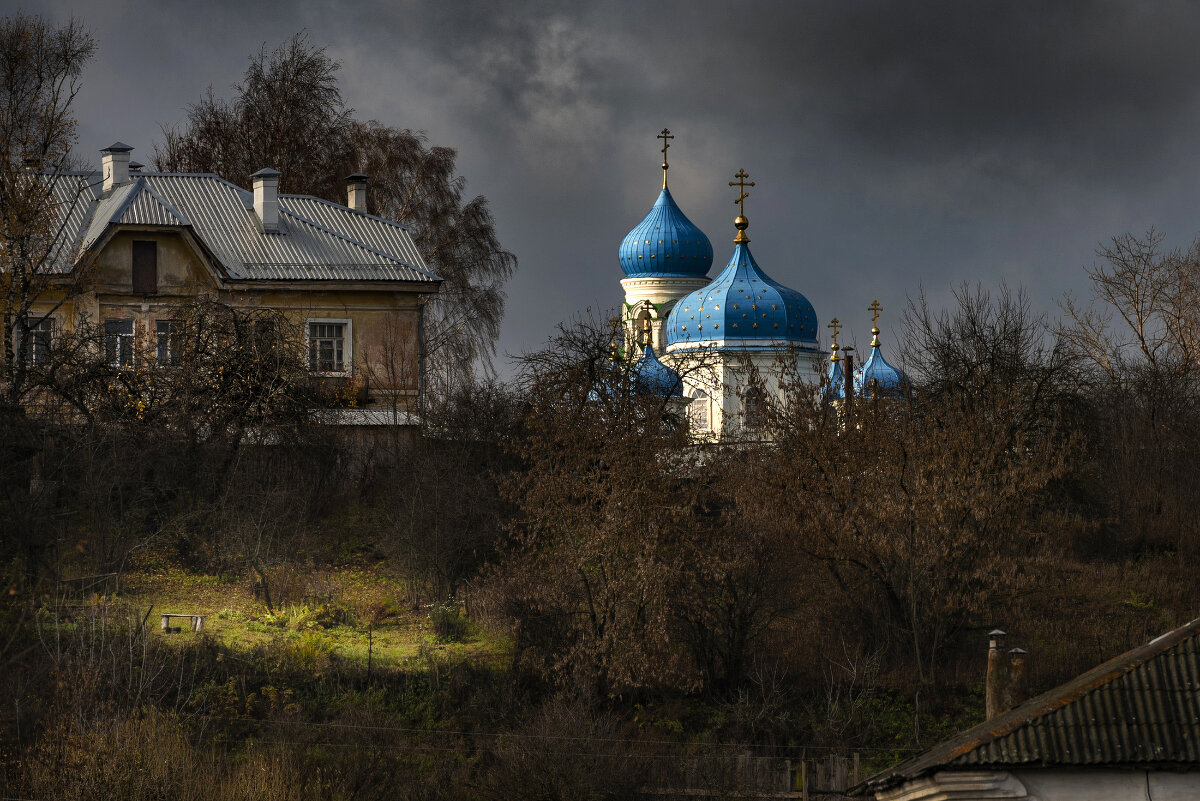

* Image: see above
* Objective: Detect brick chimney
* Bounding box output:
[346,173,368,212]
[986,631,1031,719]
[1005,648,1029,710]
[100,142,133,191]
[251,168,282,233]
[985,629,1008,719]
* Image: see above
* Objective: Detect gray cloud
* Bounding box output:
[24,0,1200,365]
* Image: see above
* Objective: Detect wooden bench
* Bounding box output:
[161,613,205,633]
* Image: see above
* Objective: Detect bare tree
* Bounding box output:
[0,13,96,408]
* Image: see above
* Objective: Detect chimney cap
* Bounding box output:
[988,629,1007,637]
[345,173,369,183]
[129,161,144,171]
[251,167,282,179]
[100,141,134,153]
[1009,647,1028,654]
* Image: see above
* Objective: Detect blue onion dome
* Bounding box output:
[633,342,684,397]
[663,214,818,350]
[618,187,714,278]
[825,353,846,401]
[853,314,909,397]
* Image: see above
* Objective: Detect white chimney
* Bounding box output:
[346,173,368,212]
[100,142,133,191]
[251,168,282,233]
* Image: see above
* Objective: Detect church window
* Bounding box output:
[307,319,352,374]
[689,389,709,431]
[742,387,767,429]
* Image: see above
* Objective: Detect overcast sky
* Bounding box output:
[25,0,1200,367]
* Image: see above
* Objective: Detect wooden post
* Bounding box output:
[801,748,808,801]
[853,752,861,786]
[161,614,169,632]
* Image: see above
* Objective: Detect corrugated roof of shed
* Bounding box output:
[856,616,1200,794]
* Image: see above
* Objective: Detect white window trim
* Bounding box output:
[16,314,56,366]
[154,318,182,367]
[306,317,353,376]
[689,389,710,431]
[103,317,137,370]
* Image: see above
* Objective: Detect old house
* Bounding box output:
[28,142,440,421]
[854,618,1200,801]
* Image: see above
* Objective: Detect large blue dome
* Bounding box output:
[663,241,818,350]
[618,188,713,278]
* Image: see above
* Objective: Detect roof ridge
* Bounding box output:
[121,179,192,227]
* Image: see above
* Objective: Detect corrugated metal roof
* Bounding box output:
[43,171,439,286]
[856,617,1200,795]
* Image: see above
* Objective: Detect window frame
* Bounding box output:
[155,319,182,367]
[305,317,353,376]
[19,315,55,367]
[689,388,710,431]
[104,318,136,370]
[131,239,158,295]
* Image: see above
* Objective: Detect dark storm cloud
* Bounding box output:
[23,0,1200,363]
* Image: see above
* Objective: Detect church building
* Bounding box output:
[615,131,825,438]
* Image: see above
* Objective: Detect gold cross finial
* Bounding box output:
[730,168,754,217]
[658,128,674,188]
[868,300,883,346]
[827,317,842,360]
[729,168,755,243]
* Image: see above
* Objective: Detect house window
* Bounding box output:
[104,319,135,368]
[308,320,350,373]
[689,389,709,431]
[21,317,54,366]
[132,240,158,295]
[155,320,181,366]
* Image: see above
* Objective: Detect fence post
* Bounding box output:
[853,752,861,786]
[801,748,808,801]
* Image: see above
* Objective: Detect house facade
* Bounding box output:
[28,143,440,421]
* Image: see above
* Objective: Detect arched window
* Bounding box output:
[634,308,652,347]
[742,386,766,429]
[689,389,709,431]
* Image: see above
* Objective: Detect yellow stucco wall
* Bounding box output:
[31,228,429,408]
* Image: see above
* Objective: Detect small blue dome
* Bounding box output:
[663,242,818,349]
[824,355,846,400]
[618,188,713,278]
[854,342,909,397]
[633,343,683,397]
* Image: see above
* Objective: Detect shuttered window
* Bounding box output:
[132,240,157,294]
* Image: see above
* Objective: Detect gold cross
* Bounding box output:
[827,317,842,349]
[658,128,673,187]
[868,299,883,328]
[729,169,754,217]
